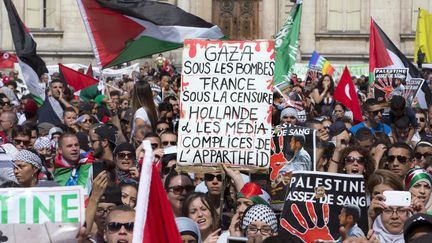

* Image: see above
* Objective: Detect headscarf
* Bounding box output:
[280,107,298,120]
[404,168,432,212]
[175,217,202,243]
[241,204,278,232]
[13,150,42,170]
[372,214,404,243]
[33,136,51,150]
[237,182,271,206]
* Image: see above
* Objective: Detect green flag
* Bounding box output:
[274,2,302,86]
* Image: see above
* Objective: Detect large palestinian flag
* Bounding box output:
[77,0,224,69]
[369,18,432,109]
[4,0,48,104]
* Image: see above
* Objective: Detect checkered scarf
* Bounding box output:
[13,150,42,169]
[241,204,278,232]
[33,136,51,150]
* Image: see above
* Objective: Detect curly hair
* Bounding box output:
[316,74,335,94]
[338,145,376,183]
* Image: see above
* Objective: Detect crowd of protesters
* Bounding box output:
[2,56,432,243]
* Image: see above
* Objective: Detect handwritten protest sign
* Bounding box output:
[268,124,316,209]
[178,40,274,169]
[0,186,84,242]
[374,68,408,102]
[279,172,367,243]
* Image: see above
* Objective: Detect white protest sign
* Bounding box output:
[178,40,274,168]
[0,186,84,224]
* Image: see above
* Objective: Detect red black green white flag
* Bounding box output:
[59,64,99,92]
[369,17,432,109]
[4,0,48,104]
[77,0,224,69]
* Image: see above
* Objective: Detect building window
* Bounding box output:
[24,0,56,30]
[412,0,431,32]
[327,0,361,31]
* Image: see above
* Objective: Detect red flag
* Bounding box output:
[334,66,363,123]
[133,141,181,243]
[59,63,98,91]
[142,164,182,242]
[86,63,93,77]
[0,52,17,69]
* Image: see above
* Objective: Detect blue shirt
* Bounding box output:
[350,122,391,135]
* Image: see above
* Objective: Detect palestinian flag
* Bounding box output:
[4,0,48,104]
[59,63,99,92]
[53,152,95,195]
[369,18,432,109]
[0,52,18,69]
[133,144,182,243]
[77,0,224,69]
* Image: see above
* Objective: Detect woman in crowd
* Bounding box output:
[311,74,335,117]
[366,169,404,228]
[183,192,220,243]
[332,102,346,121]
[335,145,376,183]
[13,149,43,187]
[165,170,195,217]
[131,81,158,136]
[76,112,94,134]
[113,142,139,182]
[120,180,138,208]
[240,204,278,242]
[404,168,432,214]
[33,137,54,179]
[373,205,411,243]
[204,173,224,215]
[176,217,202,243]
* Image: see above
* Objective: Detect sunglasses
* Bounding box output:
[372,109,384,116]
[106,222,134,233]
[168,185,194,195]
[162,167,172,175]
[344,156,365,164]
[415,152,432,160]
[162,141,177,146]
[417,117,426,123]
[204,174,223,182]
[387,155,408,164]
[83,119,92,123]
[0,101,10,106]
[14,139,30,146]
[117,152,134,160]
[151,143,159,149]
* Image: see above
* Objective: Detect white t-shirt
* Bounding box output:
[134,107,151,127]
[131,107,152,139]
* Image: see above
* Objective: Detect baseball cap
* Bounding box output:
[95,125,117,145]
[404,213,432,241]
[329,121,346,137]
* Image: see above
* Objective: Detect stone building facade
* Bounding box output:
[0,0,429,66]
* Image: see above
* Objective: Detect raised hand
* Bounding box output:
[374,76,394,101]
[270,136,289,183]
[281,201,334,243]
